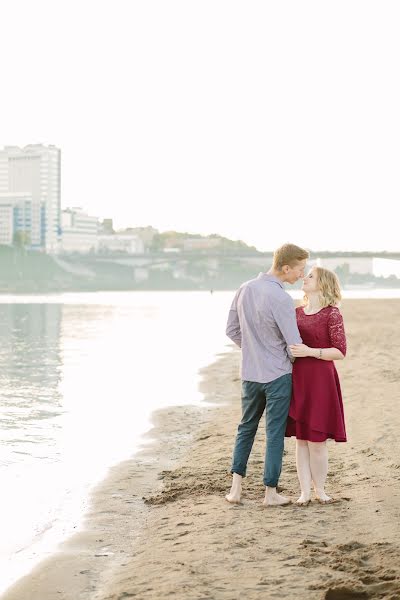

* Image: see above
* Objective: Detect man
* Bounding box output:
[225,243,309,506]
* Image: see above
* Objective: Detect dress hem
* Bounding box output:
[285,417,347,443]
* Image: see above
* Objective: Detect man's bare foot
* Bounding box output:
[262,486,291,507]
[225,494,241,504]
[296,493,311,506]
[225,473,242,504]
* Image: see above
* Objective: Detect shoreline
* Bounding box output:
[2,299,400,599]
[1,352,234,600]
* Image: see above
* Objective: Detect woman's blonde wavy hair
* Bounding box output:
[303,266,342,308]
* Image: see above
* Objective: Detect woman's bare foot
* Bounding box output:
[314,488,332,503]
[296,493,311,506]
[316,496,338,505]
[225,473,243,504]
[262,486,291,506]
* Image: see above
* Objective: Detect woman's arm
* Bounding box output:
[289,307,347,361]
[289,344,344,360]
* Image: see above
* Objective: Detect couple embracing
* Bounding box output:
[225,244,347,507]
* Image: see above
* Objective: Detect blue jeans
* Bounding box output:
[231,374,292,487]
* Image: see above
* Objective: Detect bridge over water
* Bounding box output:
[64,250,400,264]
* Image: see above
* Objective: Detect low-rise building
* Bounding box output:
[163,247,181,253]
[122,226,158,250]
[61,208,99,253]
[101,218,114,235]
[97,234,144,254]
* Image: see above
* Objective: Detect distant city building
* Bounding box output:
[122,226,158,250]
[0,197,13,245]
[0,144,61,253]
[61,207,99,254]
[101,218,114,234]
[0,192,32,245]
[163,247,181,253]
[97,234,144,254]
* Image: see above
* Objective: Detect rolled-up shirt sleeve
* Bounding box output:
[271,296,302,357]
[226,290,242,348]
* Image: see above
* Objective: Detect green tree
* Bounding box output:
[13,230,31,249]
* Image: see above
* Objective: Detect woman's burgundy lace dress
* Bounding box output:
[285,306,347,442]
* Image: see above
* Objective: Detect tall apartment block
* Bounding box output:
[0,144,61,253]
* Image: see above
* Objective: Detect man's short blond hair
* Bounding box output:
[272,243,309,270]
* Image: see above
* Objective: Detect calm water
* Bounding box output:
[0,291,234,595]
[0,288,399,594]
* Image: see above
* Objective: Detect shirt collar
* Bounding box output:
[257,272,284,289]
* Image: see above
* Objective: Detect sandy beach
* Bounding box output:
[3,299,400,600]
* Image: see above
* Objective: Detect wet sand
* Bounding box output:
[2,299,400,600]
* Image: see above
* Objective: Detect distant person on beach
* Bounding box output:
[225,243,309,506]
[286,266,347,505]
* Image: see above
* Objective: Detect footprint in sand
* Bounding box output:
[324,586,368,599]
[303,540,400,599]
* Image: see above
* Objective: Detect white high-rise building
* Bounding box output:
[0,144,61,253]
[0,193,33,245]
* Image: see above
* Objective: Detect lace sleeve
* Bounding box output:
[328,308,347,356]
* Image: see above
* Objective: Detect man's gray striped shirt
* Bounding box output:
[226,272,302,383]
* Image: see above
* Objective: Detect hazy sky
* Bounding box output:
[1,1,399,252]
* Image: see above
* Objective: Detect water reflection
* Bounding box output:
[0,304,62,465]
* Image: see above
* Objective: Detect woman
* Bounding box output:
[285,266,347,505]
